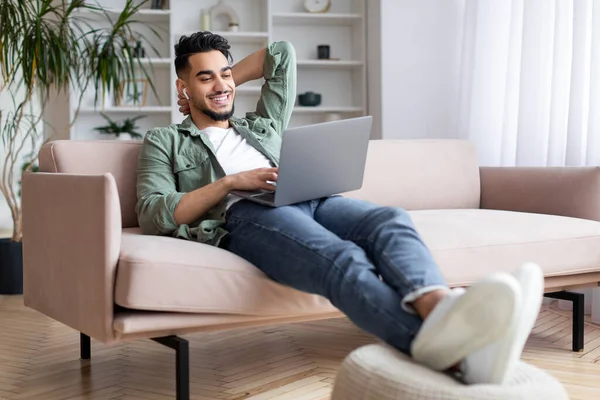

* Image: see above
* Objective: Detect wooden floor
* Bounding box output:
[1,296,599,400]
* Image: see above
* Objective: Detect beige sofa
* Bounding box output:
[22,138,600,399]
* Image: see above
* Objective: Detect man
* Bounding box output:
[136,31,544,385]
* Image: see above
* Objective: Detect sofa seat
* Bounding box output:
[115,228,338,315]
[411,209,600,286]
[115,209,600,314]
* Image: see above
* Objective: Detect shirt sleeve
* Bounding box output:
[253,41,297,134]
[135,130,185,235]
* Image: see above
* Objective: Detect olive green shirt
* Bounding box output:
[135,41,297,246]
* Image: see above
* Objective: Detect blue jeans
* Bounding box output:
[221,195,448,354]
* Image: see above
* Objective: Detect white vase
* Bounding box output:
[210,1,239,31]
[116,133,132,141]
[200,8,210,30]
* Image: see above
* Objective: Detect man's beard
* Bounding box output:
[199,102,235,121]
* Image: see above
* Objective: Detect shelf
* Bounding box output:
[272,12,363,26]
[136,9,170,15]
[293,106,363,114]
[297,60,364,69]
[79,106,171,114]
[73,8,171,23]
[136,58,172,67]
[236,86,262,94]
[175,31,269,44]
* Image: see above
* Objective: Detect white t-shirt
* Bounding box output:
[200,126,273,209]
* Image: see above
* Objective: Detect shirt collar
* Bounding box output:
[177,115,244,137]
[177,116,200,137]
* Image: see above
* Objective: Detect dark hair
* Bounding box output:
[174,31,233,77]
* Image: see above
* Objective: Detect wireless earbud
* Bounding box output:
[183,88,190,100]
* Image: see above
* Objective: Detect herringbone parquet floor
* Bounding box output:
[1,295,599,400]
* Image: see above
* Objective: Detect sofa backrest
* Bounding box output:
[343,140,481,210]
[38,138,481,229]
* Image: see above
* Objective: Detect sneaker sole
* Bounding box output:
[488,262,544,384]
[411,273,520,371]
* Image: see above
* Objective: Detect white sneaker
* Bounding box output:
[460,262,544,385]
[411,272,520,371]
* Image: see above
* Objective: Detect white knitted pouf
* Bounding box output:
[331,344,569,400]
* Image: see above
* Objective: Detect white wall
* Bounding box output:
[368,0,465,140]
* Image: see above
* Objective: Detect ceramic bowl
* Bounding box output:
[298,92,321,106]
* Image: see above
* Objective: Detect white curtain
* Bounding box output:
[457,0,600,168]
[457,0,600,322]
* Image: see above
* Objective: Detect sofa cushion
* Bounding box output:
[115,209,600,315]
[114,228,337,315]
[411,209,600,286]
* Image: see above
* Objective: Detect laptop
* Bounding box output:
[229,115,372,207]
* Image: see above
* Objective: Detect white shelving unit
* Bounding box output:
[65,0,367,140]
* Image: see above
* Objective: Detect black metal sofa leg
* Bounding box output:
[544,291,585,352]
[152,335,190,400]
[80,333,190,399]
[80,333,91,360]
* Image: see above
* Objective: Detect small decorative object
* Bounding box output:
[133,40,146,58]
[210,1,240,32]
[126,34,137,50]
[304,0,331,13]
[317,45,330,59]
[228,21,239,32]
[298,91,321,107]
[150,0,167,10]
[200,8,211,31]
[117,79,149,106]
[325,112,342,122]
[126,34,145,58]
[94,113,146,140]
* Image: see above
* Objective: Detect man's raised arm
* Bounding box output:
[237,42,297,134]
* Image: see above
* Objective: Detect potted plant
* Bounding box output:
[0,0,161,294]
[94,112,146,140]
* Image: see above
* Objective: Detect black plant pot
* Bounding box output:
[0,238,23,295]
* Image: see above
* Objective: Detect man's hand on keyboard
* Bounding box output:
[224,168,278,192]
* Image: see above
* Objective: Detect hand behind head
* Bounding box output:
[177,91,191,116]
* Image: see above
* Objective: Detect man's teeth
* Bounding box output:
[211,95,228,102]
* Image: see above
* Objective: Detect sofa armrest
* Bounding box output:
[480,166,600,221]
[22,172,122,343]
